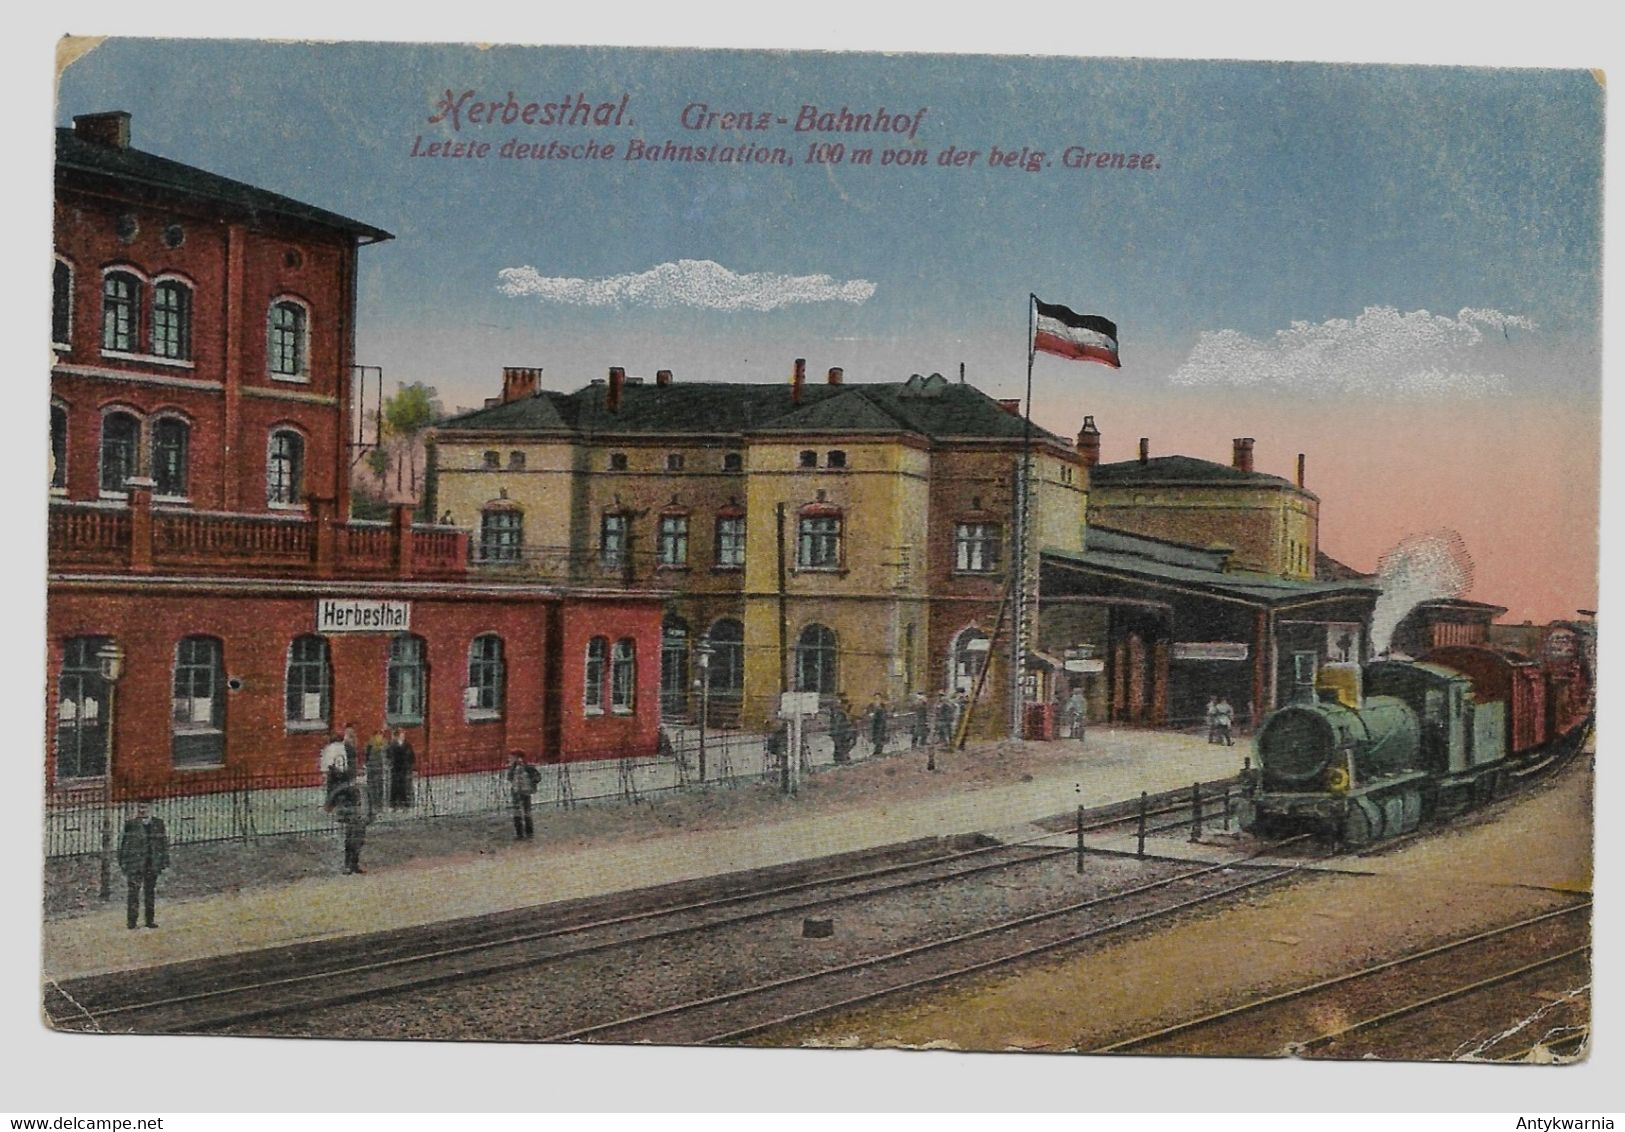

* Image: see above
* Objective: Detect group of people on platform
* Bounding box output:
[766,690,971,769]
[319,723,418,875]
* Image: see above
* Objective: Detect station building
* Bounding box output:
[1035,420,1379,730]
[48,112,663,797]
[428,365,1088,735]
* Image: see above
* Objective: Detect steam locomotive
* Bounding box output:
[1240,627,1593,846]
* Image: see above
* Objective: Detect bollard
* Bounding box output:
[1190,781,1202,842]
[1137,790,1148,858]
[1076,803,1085,874]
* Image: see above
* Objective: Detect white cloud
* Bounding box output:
[1168,306,1536,398]
[497,259,877,312]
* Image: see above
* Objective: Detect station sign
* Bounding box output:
[1173,641,1249,662]
[316,598,412,633]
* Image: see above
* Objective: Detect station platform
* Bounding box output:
[41,728,1251,983]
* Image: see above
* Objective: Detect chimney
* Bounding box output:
[792,358,806,405]
[1138,437,1149,464]
[1297,453,1306,488]
[1232,437,1255,473]
[607,366,625,413]
[1076,415,1101,467]
[656,369,673,387]
[73,111,131,149]
[998,399,1022,416]
[501,366,540,403]
[827,366,844,385]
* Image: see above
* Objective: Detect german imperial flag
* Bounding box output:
[1032,298,1120,368]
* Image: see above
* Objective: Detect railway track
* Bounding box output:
[1091,901,1592,1059]
[555,852,1309,1046]
[44,775,1253,1035]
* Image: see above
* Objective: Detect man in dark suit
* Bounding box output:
[117,802,169,929]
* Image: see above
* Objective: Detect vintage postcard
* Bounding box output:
[41,36,1600,1069]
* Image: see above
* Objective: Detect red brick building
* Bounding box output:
[48,112,663,795]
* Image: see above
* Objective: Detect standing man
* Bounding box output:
[506,750,540,840]
[331,781,369,874]
[935,692,960,746]
[1204,696,1220,744]
[828,699,856,765]
[1214,696,1235,747]
[1065,687,1088,742]
[386,727,416,809]
[867,693,890,757]
[118,801,169,930]
[909,693,930,749]
[364,726,388,813]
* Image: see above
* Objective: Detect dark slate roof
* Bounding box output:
[439,378,1069,446]
[1044,545,1380,607]
[57,128,393,242]
[1091,454,1311,496]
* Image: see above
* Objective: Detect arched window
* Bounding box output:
[386,634,427,725]
[795,624,838,696]
[285,635,331,728]
[467,634,505,718]
[99,411,140,495]
[268,299,308,377]
[661,616,690,719]
[55,636,112,780]
[102,270,140,353]
[705,618,744,701]
[951,627,990,694]
[611,638,637,713]
[50,404,67,491]
[52,260,72,347]
[479,507,523,562]
[267,429,304,506]
[151,417,190,499]
[584,636,608,714]
[152,279,193,360]
[172,636,226,768]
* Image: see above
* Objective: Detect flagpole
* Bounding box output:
[1013,294,1037,740]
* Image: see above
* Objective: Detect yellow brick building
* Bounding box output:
[1085,434,1319,579]
[429,365,1087,735]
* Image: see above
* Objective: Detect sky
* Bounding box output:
[55,39,1604,622]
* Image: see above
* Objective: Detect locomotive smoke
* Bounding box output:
[1370,530,1477,654]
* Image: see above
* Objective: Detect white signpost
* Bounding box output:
[779,691,821,795]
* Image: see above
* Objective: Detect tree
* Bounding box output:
[381,382,443,496]
[365,445,390,490]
